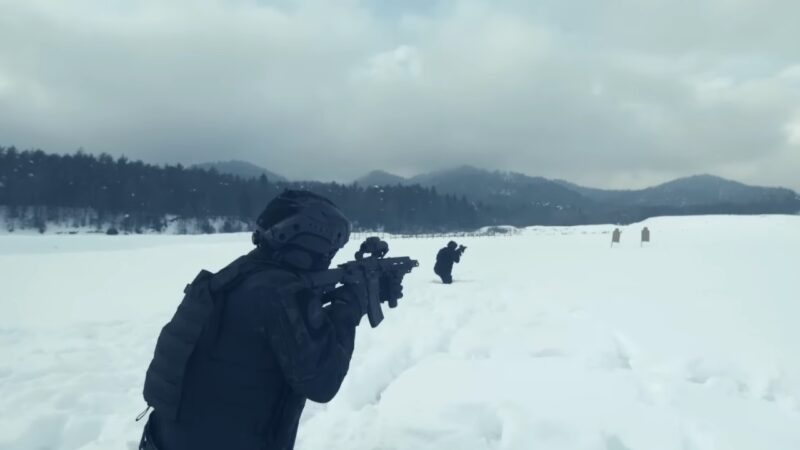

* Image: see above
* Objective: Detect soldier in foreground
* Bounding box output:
[433,240,466,284]
[138,190,415,450]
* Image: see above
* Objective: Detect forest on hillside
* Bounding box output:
[2,147,797,234]
[0,147,482,234]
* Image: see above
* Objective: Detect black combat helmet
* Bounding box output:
[447,241,457,249]
[252,190,351,271]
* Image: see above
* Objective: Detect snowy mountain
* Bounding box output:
[348,166,799,225]
[3,147,798,234]
[639,174,799,206]
[193,160,287,182]
[408,165,591,208]
[555,174,799,207]
[359,166,799,212]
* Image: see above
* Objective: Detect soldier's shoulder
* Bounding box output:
[237,267,306,302]
[246,267,303,288]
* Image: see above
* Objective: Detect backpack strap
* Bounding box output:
[210,254,282,294]
[203,254,282,352]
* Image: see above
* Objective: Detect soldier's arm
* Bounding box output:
[251,271,358,403]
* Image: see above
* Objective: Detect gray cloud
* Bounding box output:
[1,0,798,190]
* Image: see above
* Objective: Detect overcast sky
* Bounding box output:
[1,0,799,190]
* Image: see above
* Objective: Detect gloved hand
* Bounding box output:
[379,273,404,308]
[328,282,368,326]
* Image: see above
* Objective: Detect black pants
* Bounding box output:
[435,268,453,284]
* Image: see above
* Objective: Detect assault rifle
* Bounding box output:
[301,237,418,328]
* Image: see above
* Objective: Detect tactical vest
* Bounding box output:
[142,254,272,420]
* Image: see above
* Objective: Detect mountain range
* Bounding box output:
[352,166,799,225]
[3,145,797,232]
[356,166,797,205]
[195,161,799,224]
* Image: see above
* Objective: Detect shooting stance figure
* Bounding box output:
[434,240,466,284]
[138,190,417,450]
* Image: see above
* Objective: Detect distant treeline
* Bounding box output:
[2,147,798,235]
[0,147,482,233]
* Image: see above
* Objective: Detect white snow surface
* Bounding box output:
[1,215,799,450]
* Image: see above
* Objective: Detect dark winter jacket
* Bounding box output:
[143,249,358,450]
[434,247,461,275]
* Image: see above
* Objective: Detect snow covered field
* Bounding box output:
[1,215,799,450]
